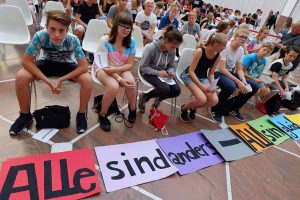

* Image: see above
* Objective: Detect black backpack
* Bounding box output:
[265,94,281,115]
[281,90,300,110]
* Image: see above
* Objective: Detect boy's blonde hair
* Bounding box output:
[261,42,273,51]
[144,0,155,6]
[234,27,250,38]
[188,11,197,18]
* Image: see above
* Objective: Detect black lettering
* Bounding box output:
[121,152,136,176]
[153,149,171,169]
[44,159,76,198]
[106,161,125,180]
[178,152,191,163]
[185,142,200,159]
[73,168,96,193]
[134,157,156,174]
[0,163,38,200]
[261,129,277,142]
[168,152,185,165]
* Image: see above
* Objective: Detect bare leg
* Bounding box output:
[121,71,137,110]
[74,72,92,113]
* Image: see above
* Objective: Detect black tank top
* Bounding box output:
[185,47,219,79]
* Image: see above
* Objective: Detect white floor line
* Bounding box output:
[0,78,15,83]
[225,162,233,200]
[0,114,54,145]
[131,186,163,200]
[294,141,300,148]
[70,103,129,144]
[273,146,300,158]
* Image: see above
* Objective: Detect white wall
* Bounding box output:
[205,0,288,23]
[290,0,300,19]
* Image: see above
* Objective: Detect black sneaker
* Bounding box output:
[229,109,244,122]
[210,111,223,124]
[151,98,160,108]
[87,53,94,63]
[189,108,196,120]
[76,112,87,133]
[99,115,111,132]
[180,105,190,122]
[138,92,146,113]
[128,109,136,123]
[9,113,33,136]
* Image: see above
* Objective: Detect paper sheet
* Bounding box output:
[94,52,108,69]
[158,77,176,85]
[207,78,219,91]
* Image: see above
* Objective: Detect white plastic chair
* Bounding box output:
[0,5,30,45]
[82,19,109,53]
[153,30,163,41]
[132,25,144,58]
[6,0,33,26]
[40,1,65,28]
[176,48,195,85]
[178,34,197,56]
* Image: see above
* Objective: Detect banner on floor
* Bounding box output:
[202,129,256,161]
[156,131,224,175]
[269,114,300,140]
[0,149,101,200]
[247,115,290,145]
[229,123,273,152]
[94,140,177,192]
[285,114,300,126]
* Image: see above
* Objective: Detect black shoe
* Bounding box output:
[189,108,196,120]
[128,109,136,123]
[138,92,146,113]
[180,105,190,122]
[99,115,111,132]
[9,113,33,135]
[87,53,94,64]
[229,109,244,122]
[76,112,87,133]
[210,111,223,124]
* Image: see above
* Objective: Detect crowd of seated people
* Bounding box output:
[9,0,300,135]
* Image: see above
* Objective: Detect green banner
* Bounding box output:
[248,115,290,145]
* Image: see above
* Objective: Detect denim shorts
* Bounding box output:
[180,72,209,85]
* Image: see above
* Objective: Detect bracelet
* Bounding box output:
[117,77,122,82]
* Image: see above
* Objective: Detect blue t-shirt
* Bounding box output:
[158,15,179,30]
[26,30,85,63]
[242,53,267,79]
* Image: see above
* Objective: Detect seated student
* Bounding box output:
[200,12,214,30]
[242,42,273,102]
[210,27,259,123]
[95,13,136,132]
[98,0,116,19]
[138,25,183,113]
[154,1,165,20]
[181,11,201,42]
[180,33,228,122]
[158,4,180,30]
[264,46,299,99]
[202,21,230,44]
[9,10,92,135]
[107,0,133,29]
[246,26,269,53]
[74,0,100,41]
[130,0,143,22]
[135,0,157,45]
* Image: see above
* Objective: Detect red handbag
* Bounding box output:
[149,108,170,135]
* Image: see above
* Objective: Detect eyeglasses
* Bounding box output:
[118,24,132,31]
[237,35,248,40]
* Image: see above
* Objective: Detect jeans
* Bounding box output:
[212,71,259,113]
